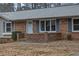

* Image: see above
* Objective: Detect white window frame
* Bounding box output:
[72,17,79,32]
[5,22,12,33]
[39,19,56,33]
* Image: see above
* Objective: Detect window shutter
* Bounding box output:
[56,18,60,32]
[68,18,72,32]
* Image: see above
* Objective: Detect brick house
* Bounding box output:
[0,5,79,42]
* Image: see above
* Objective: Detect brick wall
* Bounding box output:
[12,18,73,42]
[33,20,37,33]
[14,21,26,32]
[48,33,62,41]
[71,32,79,40]
[25,33,46,42]
[60,17,68,33]
[19,33,62,42]
[33,20,39,33]
[60,17,68,40]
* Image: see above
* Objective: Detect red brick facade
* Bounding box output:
[18,32,62,42]
[14,20,26,32]
[33,20,37,33]
[12,17,79,42]
[12,18,68,42]
[60,17,79,40]
[60,17,68,33]
[71,32,79,40]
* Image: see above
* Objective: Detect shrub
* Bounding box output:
[12,31,22,41]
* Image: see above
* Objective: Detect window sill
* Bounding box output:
[40,31,56,33]
[72,31,79,32]
[2,33,12,36]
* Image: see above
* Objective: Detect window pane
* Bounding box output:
[41,21,45,31]
[74,25,79,31]
[6,23,11,27]
[6,23,11,32]
[6,28,11,32]
[51,20,55,31]
[74,19,79,24]
[46,20,50,31]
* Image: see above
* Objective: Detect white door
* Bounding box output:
[27,20,33,34]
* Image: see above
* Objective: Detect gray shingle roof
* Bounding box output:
[0,5,79,20]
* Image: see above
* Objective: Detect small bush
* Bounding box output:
[12,31,22,41]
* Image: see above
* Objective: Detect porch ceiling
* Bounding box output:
[0,5,79,21]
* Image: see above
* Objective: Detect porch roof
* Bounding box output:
[0,4,79,20]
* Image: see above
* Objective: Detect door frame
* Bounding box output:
[26,20,33,34]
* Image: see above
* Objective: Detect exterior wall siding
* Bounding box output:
[12,21,14,31]
[0,21,3,36]
[0,18,4,36]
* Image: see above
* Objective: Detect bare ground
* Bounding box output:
[0,40,79,56]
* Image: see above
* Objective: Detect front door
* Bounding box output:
[27,20,33,34]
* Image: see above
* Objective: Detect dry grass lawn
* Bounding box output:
[0,40,79,56]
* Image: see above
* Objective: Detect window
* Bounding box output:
[46,20,50,31]
[40,21,45,31]
[73,19,79,31]
[40,19,56,32]
[51,20,55,31]
[5,22,12,32]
